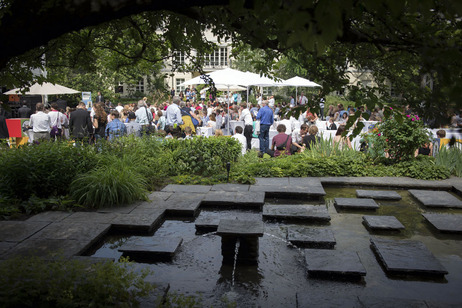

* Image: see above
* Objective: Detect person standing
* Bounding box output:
[29,103,51,142]
[95,91,104,104]
[18,103,32,118]
[256,100,274,156]
[319,97,325,120]
[105,110,126,141]
[165,96,184,137]
[69,102,93,143]
[48,103,66,140]
[0,110,9,146]
[239,102,253,150]
[125,112,141,137]
[298,92,308,106]
[135,100,153,135]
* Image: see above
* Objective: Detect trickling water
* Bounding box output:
[201,231,218,237]
[232,238,240,286]
[264,232,302,253]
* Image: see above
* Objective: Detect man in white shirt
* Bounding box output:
[291,123,309,154]
[135,100,153,135]
[232,126,247,155]
[268,95,275,108]
[238,102,253,150]
[298,92,308,106]
[115,103,124,113]
[29,103,51,142]
[165,96,184,137]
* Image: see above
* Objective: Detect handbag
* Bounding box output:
[276,134,290,150]
[50,112,62,137]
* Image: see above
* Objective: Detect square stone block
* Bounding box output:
[263,204,331,222]
[370,237,448,276]
[118,237,183,261]
[356,190,402,200]
[409,190,462,208]
[162,193,204,216]
[287,227,336,248]
[250,185,326,199]
[26,211,72,222]
[334,198,379,210]
[216,219,264,237]
[422,213,462,233]
[111,211,164,233]
[201,191,264,209]
[363,215,405,231]
[304,249,366,278]
[0,221,49,242]
[195,211,262,232]
[161,184,212,193]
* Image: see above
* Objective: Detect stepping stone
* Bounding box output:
[422,213,462,233]
[263,204,331,222]
[161,184,212,194]
[0,221,49,242]
[201,191,264,209]
[211,184,250,192]
[32,222,110,243]
[62,212,118,224]
[27,211,72,222]
[250,185,326,199]
[304,249,366,279]
[370,237,448,277]
[287,227,336,248]
[356,190,402,200]
[254,177,290,186]
[2,238,89,259]
[118,236,183,261]
[216,219,264,237]
[195,211,262,232]
[334,198,379,210]
[408,190,462,208]
[363,215,405,231]
[111,211,164,233]
[162,193,204,216]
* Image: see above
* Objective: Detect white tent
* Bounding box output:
[280,76,322,104]
[4,82,80,106]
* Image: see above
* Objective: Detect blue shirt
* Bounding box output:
[256,106,274,125]
[105,119,126,141]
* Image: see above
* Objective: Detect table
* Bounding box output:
[196,126,212,137]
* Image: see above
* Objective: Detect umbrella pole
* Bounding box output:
[227,86,230,135]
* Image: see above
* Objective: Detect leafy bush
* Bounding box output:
[0,141,97,200]
[70,156,148,208]
[435,146,462,177]
[377,111,432,161]
[162,137,241,176]
[0,255,156,307]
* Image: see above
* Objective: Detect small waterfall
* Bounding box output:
[264,232,302,253]
[232,238,240,286]
[201,231,218,237]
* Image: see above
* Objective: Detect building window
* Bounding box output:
[204,47,228,67]
[136,79,144,93]
[176,78,185,94]
[173,51,185,66]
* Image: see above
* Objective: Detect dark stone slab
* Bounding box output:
[287,227,336,248]
[26,211,72,222]
[426,301,462,308]
[288,177,324,187]
[161,184,212,193]
[162,193,204,216]
[201,191,264,209]
[118,237,183,261]
[2,238,88,259]
[358,296,427,308]
[363,215,405,231]
[453,184,462,197]
[356,190,402,200]
[195,211,262,232]
[111,210,164,233]
[263,204,331,222]
[250,185,326,199]
[304,249,366,278]
[334,198,379,210]
[33,222,110,243]
[62,212,118,224]
[216,219,264,237]
[0,242,16,256]
[408,190,462,208]
[148,191,173,201]
[0,221,49,242]
[422,213,462,233]
[129,200,167,215]
[370,237,448,276]
[320,177,453,190]
[254,177,289,186]
[211,184,250,192]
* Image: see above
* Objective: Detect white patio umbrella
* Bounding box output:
[281,76,322,105]
[4,82,80,106]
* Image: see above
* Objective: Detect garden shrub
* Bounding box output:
[70,156,148,209]
[377,111,432,161]
[435,146,462,177]
[0,141,97,200]
[0,255,156,307]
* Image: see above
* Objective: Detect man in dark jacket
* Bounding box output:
[69,102,92,142]
[18,104,32,118]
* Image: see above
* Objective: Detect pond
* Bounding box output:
[83,187,462,307]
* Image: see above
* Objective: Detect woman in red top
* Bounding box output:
[266,124,292,157]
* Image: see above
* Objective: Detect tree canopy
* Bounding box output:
[1,0,461,121]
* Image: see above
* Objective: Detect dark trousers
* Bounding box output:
[259,124,271,153]
[244,125,253,150]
